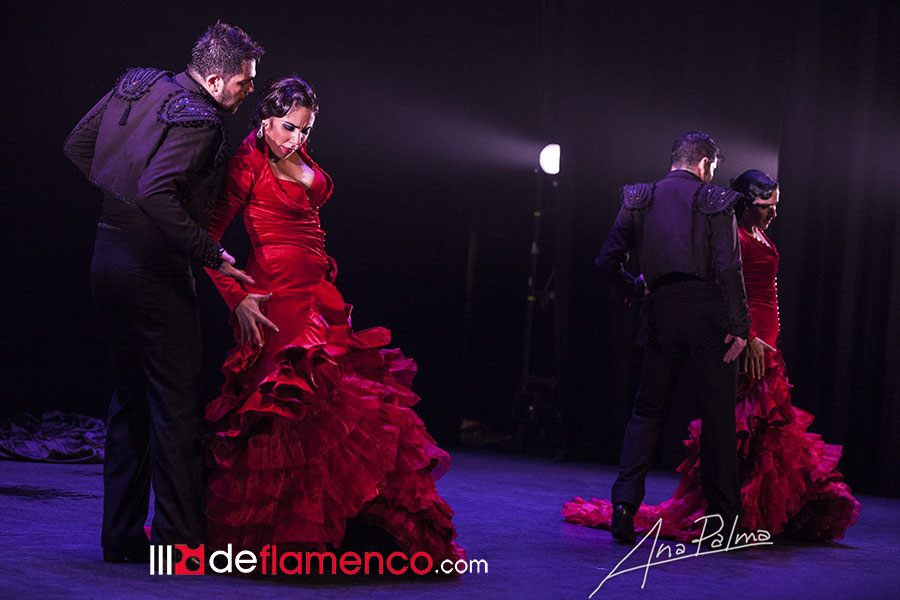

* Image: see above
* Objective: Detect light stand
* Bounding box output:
[513,146,565,457]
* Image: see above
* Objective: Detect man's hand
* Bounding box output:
[743,337,767,379]
[217,249,255,286]
[637,274,649,298]
[723,334,747,363]
[234,293,279,346]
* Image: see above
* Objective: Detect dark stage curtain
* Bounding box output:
[776,0,900,496]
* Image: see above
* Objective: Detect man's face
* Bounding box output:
[216,60,256,113]
[701,157,718,183]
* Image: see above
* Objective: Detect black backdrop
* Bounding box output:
[2,1,897,496]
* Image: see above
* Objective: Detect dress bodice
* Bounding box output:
[205,132,335,310]
[208,132,333,249]
[739,227,780,348]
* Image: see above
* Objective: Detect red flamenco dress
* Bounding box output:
[203,132,463,562]
[563,227,861,542]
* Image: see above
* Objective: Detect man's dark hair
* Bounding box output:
[670,131,721,168]
[187,22,264,80]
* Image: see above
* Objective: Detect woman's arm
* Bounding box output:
[205,144,279,346]
[204,146,260,311]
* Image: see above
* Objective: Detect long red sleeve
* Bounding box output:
[205,144,260,312]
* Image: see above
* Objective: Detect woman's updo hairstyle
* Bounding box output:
[250,76,318,128]
[730,169,778,220]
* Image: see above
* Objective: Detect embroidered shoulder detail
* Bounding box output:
[694,185,741,215]
[620,183,655,210]
[158,91,221,128]
[113,67,171,101]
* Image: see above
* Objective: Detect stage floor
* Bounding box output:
[1,449,897,599]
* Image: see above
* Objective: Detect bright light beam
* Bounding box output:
[540,144,560,175]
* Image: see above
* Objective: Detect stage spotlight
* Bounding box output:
[539,143,560,175]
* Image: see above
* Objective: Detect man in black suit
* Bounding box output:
[597,132,750,543]
[64,23,264,561]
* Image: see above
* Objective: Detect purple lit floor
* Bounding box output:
[1,449,897,599]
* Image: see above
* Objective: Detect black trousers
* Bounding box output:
[91,225,204,550]
[611,280,742,519]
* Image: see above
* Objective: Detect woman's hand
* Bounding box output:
[743,337,768,379]
[234,293,279,346]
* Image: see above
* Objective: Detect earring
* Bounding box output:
[256,122,265,139]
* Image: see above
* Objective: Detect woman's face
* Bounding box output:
[263,104,315,159]
[745,188,779,231]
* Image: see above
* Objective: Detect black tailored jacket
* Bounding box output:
[64,69,227,268]
[596,169,751,339]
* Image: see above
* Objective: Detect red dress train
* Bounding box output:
[203,133,463,562]
[563,227,860,542]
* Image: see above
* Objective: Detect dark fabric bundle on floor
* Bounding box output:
[0,412,105,463]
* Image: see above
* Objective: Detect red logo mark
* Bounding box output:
[174,545,205,575]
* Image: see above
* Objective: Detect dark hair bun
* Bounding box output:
[250,76,318,128]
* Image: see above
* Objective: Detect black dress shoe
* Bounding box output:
[103,545,151,563]
[611,503,637,544]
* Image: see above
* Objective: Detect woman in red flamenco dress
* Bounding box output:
[564,170,861,542]
[203,77,463,564]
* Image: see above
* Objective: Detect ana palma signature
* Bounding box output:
[589,514,773,595]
